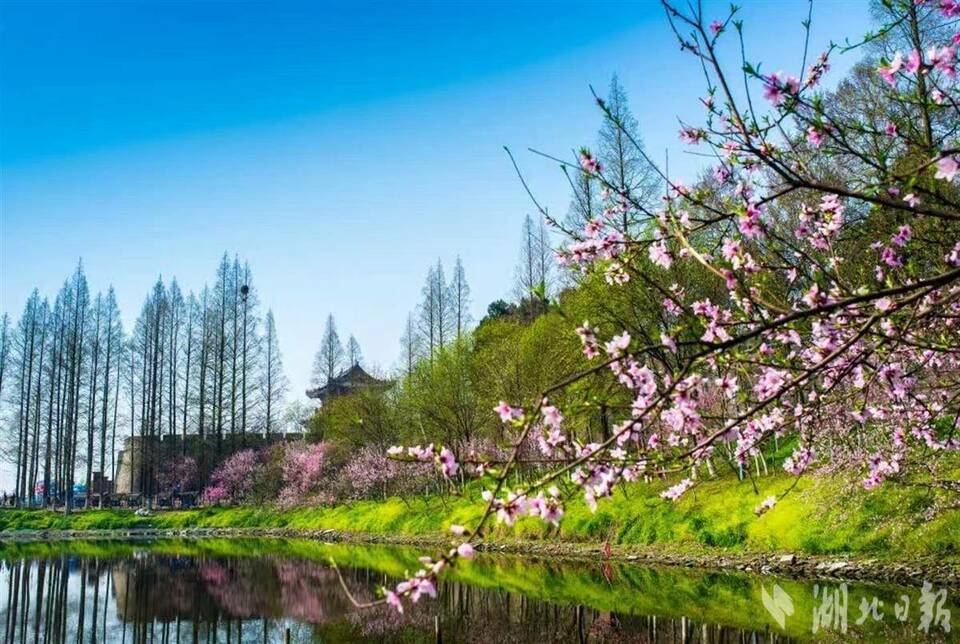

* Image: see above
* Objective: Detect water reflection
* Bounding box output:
[0,541,954,643]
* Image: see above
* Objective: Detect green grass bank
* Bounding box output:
[1,473,957,561]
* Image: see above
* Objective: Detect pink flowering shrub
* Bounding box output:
[277,441,331,507]
[345,445,434,499]
[201,449,260,505]
[344,446,400,499]
[199,441,337,507]
[200,484,228,506]
[157,455,199,495]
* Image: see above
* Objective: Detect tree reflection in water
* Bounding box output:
[0,548,942,643]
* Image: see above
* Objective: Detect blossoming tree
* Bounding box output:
[201,449,260,505]
[368,0,960,612]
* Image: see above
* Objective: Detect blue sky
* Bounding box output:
[0,0,872,400]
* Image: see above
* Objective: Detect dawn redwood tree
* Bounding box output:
[98,288,122,503]
[418,264,439,361]
[0,313,10,403]
[83,292,102,506]
[3,253,278,506]
[260,309,288,437]
[347,335,362,367]
[63,264,89,514]
[124,331,137,489]
[196,286,212,468]
[433,259,453,347]
[417,260,456,361]
[312,314,345,388]
[40,297,62,506]
[375,0,960,613]
[513,214,552,316]
[180,291,198,452]
[214,254,230,451]
[596,73,662,233]
[166,279,184,441]
[399,313,421,377]
[9,291,42,506]
[450,256,472,341]
[564,166,600,239]
[237,262,261,444]
[132,278,168,507]
[230,259,240,444]
[564,74,660,236]
[27,300,49,506]
[108,323,124,485]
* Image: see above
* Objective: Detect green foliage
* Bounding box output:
[308,387,401,449]
[3,472,956,563]
[401,340,485,447]
[303,258,688,458]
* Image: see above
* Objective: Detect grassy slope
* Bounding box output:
[1,472,957,560]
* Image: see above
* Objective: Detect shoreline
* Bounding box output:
[2,525,957,588]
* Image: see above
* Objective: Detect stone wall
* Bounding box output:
[114,432,304,495]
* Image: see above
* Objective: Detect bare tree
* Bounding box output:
[27,299,49,506]
[312,314,344,387]
[0,313,10,402]
[196,287,212,470]
[238,262,260,444]
[597,74,661,232]
[449,256,471,341]
[434,259,453,347]
[1,254,284,507]
[10,291,42,506]
[180,292,197,451]
[418,265,438,361]
[347,335,362,367]
[261,309,288,437]
[513,215,552,315]
[98,288,121,503]
[563,74,659,235]
[418,260,454,359]
[84,292,102,507]
[64,264,89,513]
[399,313,420,377]
[166,280,184,441]
[563,161,601,232]
[213,254,229,452]
[229,258,240,443]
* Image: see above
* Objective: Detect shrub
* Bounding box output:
[202,449,260,505]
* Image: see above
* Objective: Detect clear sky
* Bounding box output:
[0,0,872,402]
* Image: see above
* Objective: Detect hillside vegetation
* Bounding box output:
[3,470,956,563]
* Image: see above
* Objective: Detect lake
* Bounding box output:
[0,539,955,642]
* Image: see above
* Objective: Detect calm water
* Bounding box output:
[0,539,955,643]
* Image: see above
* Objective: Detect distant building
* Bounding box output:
[91,471,114,496]
[306,364,391,405]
